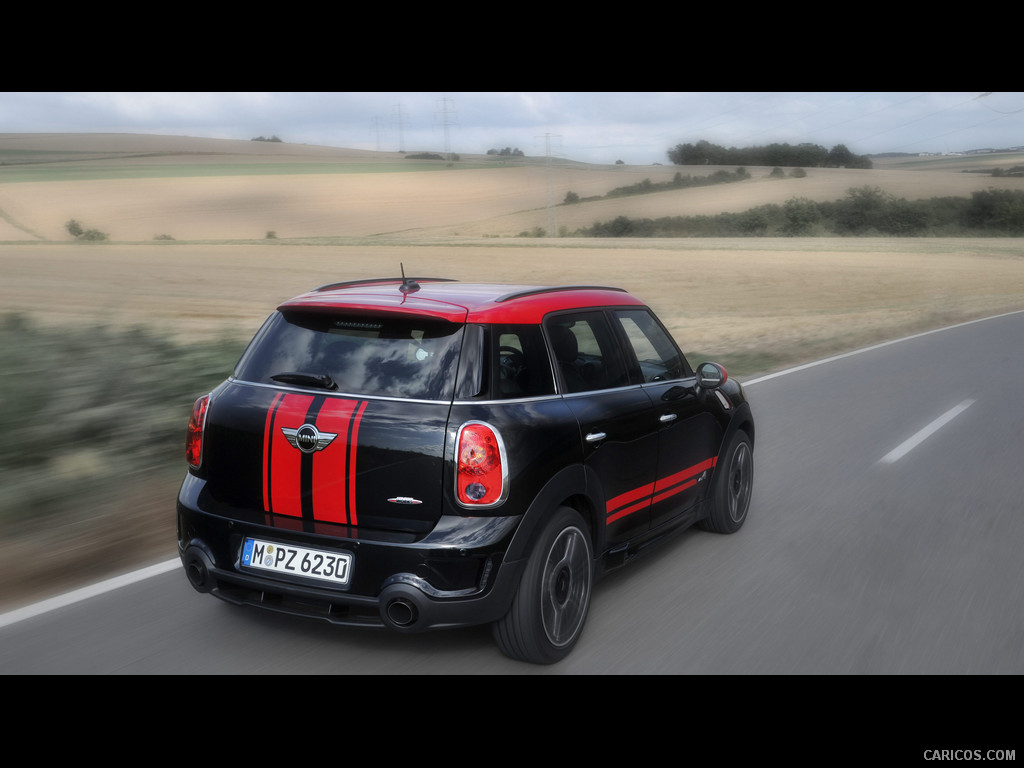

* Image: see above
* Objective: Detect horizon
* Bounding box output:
[2,92,1022,166]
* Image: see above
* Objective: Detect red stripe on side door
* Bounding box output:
[605,482,654,525]
[651,457,718,504]
[655,457,718,492]
[311,398,358,524]
[265,394,315,517]
[604,456,719,525]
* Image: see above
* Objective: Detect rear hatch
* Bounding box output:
[196,299,468,538]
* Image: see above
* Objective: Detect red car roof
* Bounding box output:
[279,279,646,324]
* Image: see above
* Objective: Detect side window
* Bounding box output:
[614,309,689,383]
[491,324,555,398]
[545,312,628,394]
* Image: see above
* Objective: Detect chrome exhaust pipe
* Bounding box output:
[385,597,418,627]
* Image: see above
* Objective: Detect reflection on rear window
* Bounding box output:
[235,311,465,400]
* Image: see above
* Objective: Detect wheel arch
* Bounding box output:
[703,401,754,508]
[720,401,754,452]
[504,463,601,563]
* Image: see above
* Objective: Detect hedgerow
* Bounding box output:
[575,187,1024,237]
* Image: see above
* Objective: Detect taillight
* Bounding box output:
[456,421,508,507]
[186,395,210,469]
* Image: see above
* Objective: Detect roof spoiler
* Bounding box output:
[312,276,458,293]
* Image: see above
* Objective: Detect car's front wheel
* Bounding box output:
[493,506,593,664]
[700,431,753,534]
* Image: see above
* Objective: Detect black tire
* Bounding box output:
[699,431,753,534]
[493,506,593,664]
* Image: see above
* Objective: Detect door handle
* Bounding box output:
[659,413,678,423]
[585,432,607,443]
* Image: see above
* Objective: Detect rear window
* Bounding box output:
[235,310,465,401]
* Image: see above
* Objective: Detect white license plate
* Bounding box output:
[241,538,353,586]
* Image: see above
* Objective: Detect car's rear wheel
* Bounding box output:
[700,431,752,534]
[493,506,593,664]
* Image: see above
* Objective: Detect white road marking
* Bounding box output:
[878,399,976,465]
[0,559,179,630]
[744,309,1024,387]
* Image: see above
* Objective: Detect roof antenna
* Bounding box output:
[399,263,420,294]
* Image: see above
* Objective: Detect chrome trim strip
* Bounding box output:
[231,377,686,406]
[453,393,563,406]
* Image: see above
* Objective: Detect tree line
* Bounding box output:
[667,140,872,169]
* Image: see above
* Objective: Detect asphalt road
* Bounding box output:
[3,311,1023,674]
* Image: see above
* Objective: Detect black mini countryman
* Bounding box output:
[177,276,754,664]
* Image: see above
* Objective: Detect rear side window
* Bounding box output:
[235,311,465,401]
[490,324,555,398]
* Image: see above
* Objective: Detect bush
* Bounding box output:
[65,219,108,241]
[779,197,819,235]
[967,188,1024,233]
[517,227,546,238]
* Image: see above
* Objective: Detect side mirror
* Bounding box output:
[695,362,728,389]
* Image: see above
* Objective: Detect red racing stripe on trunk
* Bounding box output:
[311,398,358,524]
[265,393,315,518]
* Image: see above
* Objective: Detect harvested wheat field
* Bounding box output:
[4,239,1024,375]
[2,133,1024,608]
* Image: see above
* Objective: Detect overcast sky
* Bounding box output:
[2,92,1021,165]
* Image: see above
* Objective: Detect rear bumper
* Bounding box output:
[177,479,525,633]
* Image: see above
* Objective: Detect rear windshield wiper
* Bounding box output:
[270,372,338,390]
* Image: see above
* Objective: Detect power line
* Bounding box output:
[434,97,458,161]
[538,132,561,236]
[371,116,383,151]
[392,103,409,153]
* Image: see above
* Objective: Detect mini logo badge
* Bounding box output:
[387,496,423,505]
[282,424,338,454]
